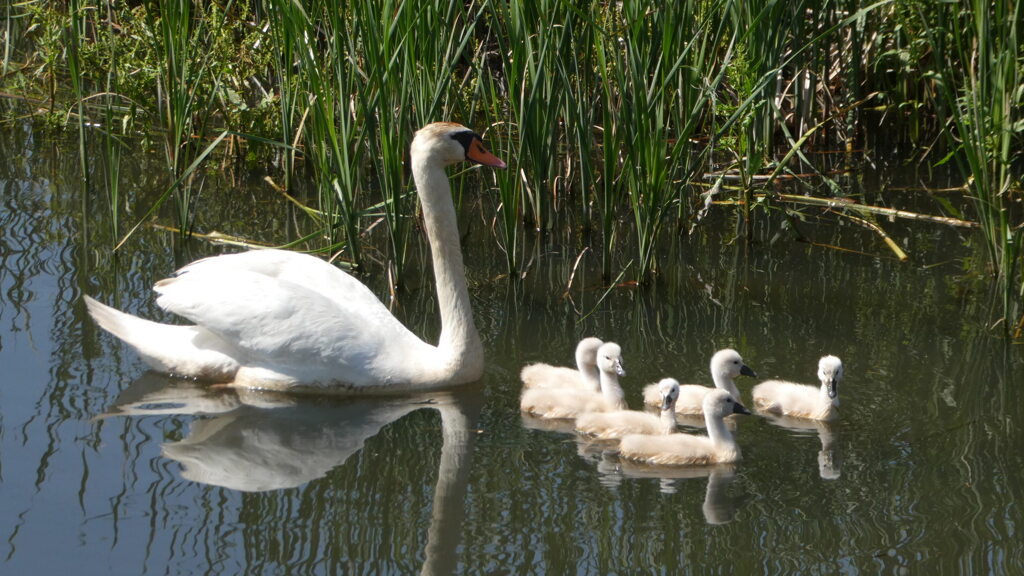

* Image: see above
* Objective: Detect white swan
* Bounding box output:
[618,389,752,466]
[520,337,603,391]
[751,355,843,421]
[575,378,679,440]
[84,122,506,392]
[641,348,756,414]
[519,342,627,419]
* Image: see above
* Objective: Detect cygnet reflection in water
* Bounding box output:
[761,414,842,480]
[619,461,740,525]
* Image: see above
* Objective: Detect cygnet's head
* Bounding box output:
[657,378,681,411]
[596,342,626,378]
[711,348,757,380]
[703,389,752,418]
[817,355,843,399]
[411,123,507,168]
[575,337,604,368]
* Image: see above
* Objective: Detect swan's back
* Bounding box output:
[576,410,664,440]
[519,387,621,420]
[520,337,603,391]
[645,384,715,415]
[619,433,728,466]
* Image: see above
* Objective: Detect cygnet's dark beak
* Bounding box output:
[827,378,839,399]
[615,359,626,378]
[740,364,757,378]
[732,401,752,416]
[660,395,676,412]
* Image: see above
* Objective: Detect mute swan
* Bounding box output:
[520,337,603,391]
[519,342,627,419]
[752,355,843,421]
[84,122,506,392]
[618,389,751,466]
[642,348,756,414]
[575,378,679,440]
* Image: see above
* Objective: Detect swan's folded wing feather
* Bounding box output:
[175,249,394,319]
[154,268,423,376]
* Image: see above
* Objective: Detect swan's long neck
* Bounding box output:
[412,155,483,382]
[659,405,678,434]
[579,363,601,392]
[599,371,626,409]
[712,372,741,400]
[705,412,736,448]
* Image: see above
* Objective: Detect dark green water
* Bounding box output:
[1,124,1021,575]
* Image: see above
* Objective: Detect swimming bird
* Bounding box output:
[618,389,751,466]
[751,355,843,421]
[519,342,627,419]
[642,348,756,414]
[576,378,680,440]
[520,337,603,392]
[85,122,506,392]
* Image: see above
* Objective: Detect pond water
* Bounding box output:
[1,123,1022,575]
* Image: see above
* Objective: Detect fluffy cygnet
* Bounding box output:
[752,355,844,421]
[642,348,756,414]
[619,389,752,466]
[576,378,680,440]
[519,342,627,419]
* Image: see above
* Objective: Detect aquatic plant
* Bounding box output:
[921,0,1023,331]
[1,0,1020,325]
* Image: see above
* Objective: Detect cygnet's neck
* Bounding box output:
[704,411,736,448]
[659,404,678,434]
[599,370,626,409]
[411,153,483,383]
[819,379,839,408]
[578,362,601,393]
[712,371,741,399]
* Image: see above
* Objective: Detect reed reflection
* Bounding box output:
[99,372,481,574]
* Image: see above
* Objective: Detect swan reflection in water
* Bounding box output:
[100,372,482,575]
[760,414,841,480]
[574,438,741,525]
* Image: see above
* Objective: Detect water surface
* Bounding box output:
[0,124,1021,574]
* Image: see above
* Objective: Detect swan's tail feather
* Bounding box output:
[84,296,241,381]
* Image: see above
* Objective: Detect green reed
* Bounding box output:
[143,0,227,238]
[922,0,1022,328]
[5,0,1020,323]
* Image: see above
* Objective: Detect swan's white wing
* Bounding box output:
[154,265,428,387]
[176,249,396,319]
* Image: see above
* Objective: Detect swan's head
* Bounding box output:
[711,348,757,380]
[596,342,626,378]
[817,355,843,399]
[575,337,604,368]
[703,389,752,418]
[411,122,507,169]
[657,378,680,411]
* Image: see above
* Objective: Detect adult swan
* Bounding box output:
[85,123,506,393]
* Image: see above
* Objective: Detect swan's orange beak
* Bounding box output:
[467,139,507,169]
